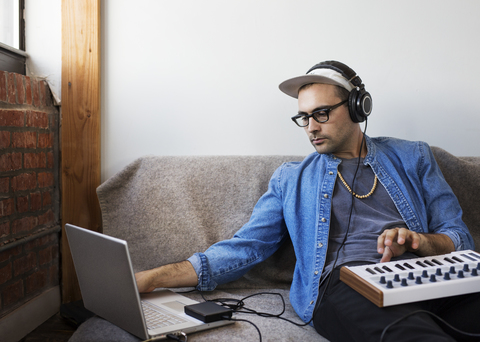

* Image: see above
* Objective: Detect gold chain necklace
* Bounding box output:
[337,170,378,199]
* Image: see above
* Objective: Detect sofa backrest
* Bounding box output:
[431,147,480,250]
[97,155,304,289]
[96,149,480,289]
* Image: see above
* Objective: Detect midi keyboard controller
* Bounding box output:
[340,250,480,307]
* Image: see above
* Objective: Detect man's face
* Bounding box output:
[297,83,360,159]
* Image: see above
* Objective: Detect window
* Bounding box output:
[0,0,26,74]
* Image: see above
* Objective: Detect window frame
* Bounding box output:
[0,0,26,74]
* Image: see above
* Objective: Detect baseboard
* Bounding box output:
[0,286,61,342]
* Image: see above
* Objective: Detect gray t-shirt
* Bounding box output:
[322,157,416,280]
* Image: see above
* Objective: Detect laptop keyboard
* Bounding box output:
[141,300,188,330]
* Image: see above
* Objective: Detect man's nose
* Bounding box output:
[306,117,321,132]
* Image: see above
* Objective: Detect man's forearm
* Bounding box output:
[135,260,198,293]
[416,232,455,257]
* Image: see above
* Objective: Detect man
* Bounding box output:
[136,61,478,341]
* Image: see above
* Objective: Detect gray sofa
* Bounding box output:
[69,147,480,342]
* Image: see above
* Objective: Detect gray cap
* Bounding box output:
[279,66,355,99]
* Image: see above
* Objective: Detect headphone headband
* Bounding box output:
[307,61,372,123]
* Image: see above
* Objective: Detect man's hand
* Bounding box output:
[377,227,455,263]
[377,227,419,262]
[135,269,158,293]
[134,261,198,293]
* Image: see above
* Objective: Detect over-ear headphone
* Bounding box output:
[306,61,372,123]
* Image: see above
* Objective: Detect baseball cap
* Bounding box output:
[279,62,356,99]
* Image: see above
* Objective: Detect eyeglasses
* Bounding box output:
[291,99,348,127]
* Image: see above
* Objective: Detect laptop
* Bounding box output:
[65,223,233,340]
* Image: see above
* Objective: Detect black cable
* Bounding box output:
[314,119,368,321]
[223,316,262,342]
[379,309,480,342]
[200,291,311,327]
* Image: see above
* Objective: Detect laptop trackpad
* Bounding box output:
[163,301,187,313]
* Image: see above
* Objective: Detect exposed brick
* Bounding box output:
[0,131,10,148]
[49,262,59,284]
[38,209,54,226]
[0,245,21,263]
[37,234,53,247]
[0,109,24,127]
[0,197,15,218]
[0,152,22,172]
[39,245,55,265]
[24,152,46,169]
[0,263,12,285]
[15,74,25,105]
[40,81,47,107]
[26,111,48,128]
[13,252,37,276]
[24,234,52,251]
[32,78,40,107]
[11,216,37,234]
[0,71,6,102]
[3,280,24,306]
[12,131,37,148]
[24,238,38,251]
[42,191,52,207]
[31,192,42,211]
[11,172,37,191]
[38,133,53,148]
[0,178,9,193]
[16,195,29,213]
[26,269,47,294]
[47,152,54,168]
[7,73,16,104]
[38,172,53,188]
[25,76,32,105]
[0,222,10,238]
[44,85,53,107]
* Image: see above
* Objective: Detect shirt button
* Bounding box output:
[314,271,319,275]
[310,301,314,305]
[321,218,326,222]
[318,243,323,248]
[329,171,333,175]
[324,194,329,198]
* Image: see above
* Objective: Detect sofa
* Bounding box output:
[68,147,480,342]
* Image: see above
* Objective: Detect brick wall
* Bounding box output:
[0,70,60,318]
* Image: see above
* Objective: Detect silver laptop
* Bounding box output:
[65,223,233,340]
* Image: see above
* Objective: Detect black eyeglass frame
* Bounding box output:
[291,99,348,127]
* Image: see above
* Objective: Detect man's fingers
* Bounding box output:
[380,246,394,263]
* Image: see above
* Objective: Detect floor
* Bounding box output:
[20,312,77,342]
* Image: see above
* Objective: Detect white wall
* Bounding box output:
[57,0,475,180]
[25,0,62,104]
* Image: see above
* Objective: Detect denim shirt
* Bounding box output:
[187,136,474,323]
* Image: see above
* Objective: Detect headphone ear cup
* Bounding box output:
[361,90,373,120]
[348,87,372,123]
[348,88,362,123]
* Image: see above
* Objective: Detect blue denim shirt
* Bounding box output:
[188,136,474,323]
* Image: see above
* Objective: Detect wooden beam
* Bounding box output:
[61,0,101,303]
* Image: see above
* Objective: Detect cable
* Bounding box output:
[314,119,369,321]
[223,316,262,342]
[379,310,480,342]
[200,291,312,327]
